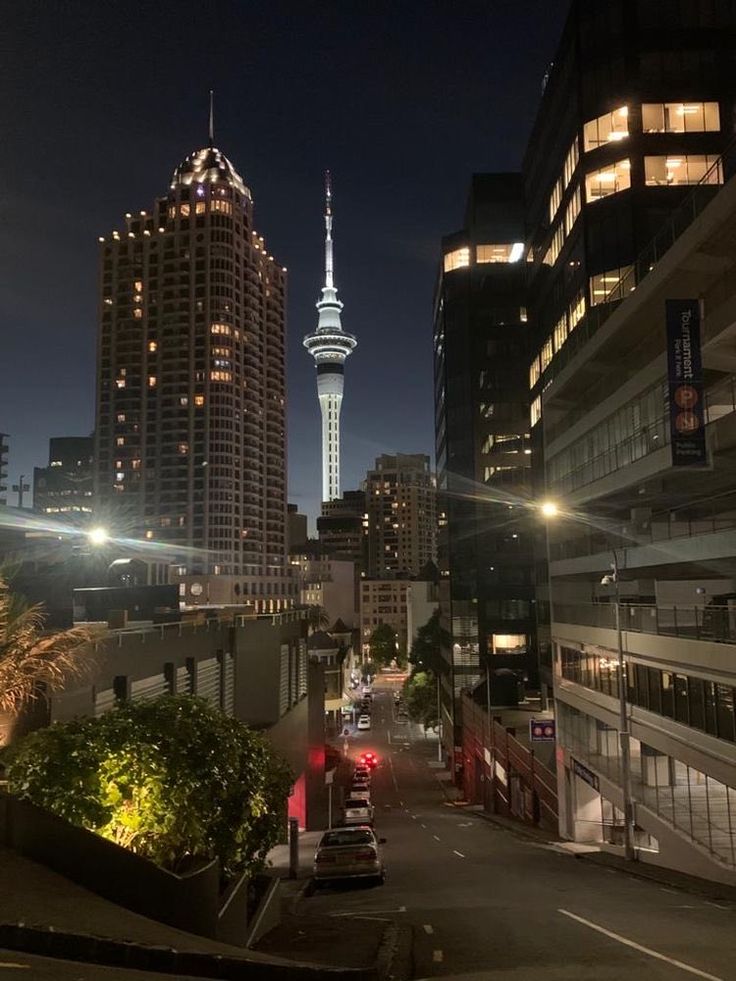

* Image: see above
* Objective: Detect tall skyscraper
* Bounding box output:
[303,173,357,503]
[95,121,290,611]
[365,453,437,578]
[433,176,536,744]
[0,434,7,507]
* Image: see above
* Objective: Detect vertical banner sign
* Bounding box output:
[666,299,707,467]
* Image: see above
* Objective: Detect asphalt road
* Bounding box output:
[304,684,736,980]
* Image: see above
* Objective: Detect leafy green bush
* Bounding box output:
[403,670,439,729]
[4,695,292,879]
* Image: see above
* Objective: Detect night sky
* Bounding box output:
[3,1,569,527]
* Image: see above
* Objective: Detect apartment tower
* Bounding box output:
[95,124,289,610]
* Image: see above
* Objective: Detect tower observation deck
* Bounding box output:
[303,172,357,503]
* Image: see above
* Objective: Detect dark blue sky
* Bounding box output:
[2,0,569,525]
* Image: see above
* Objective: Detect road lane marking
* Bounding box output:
[706,901,730,910]
[558,909,725,980]
[423,924,434,935]
[0,965,29,971]
[433,834,441,841]
[453,849,465,858]
[421,823,426,828]
[433,949,444,963]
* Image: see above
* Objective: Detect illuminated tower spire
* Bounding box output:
[303,172,357,502]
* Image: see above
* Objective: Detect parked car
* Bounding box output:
[396,711,408,725]
[357,715,371,731]
[349,788,371,802]
[342,797,374,826]
[313,826,386,885]
[359,751,379,769]
[353,765,371,779]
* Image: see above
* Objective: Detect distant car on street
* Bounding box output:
[313,826,386,885]
[342,797,374,826]
[362,685,372,697]
[349,788,371,803]
[357,715,371,731]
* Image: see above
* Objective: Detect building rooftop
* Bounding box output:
[170,146,250,198]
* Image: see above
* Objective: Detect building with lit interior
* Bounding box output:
[33,436,93,521]
[433,174,536,751]
[303,173,357,504]
[364,453,437,579]
[94,131,290,610]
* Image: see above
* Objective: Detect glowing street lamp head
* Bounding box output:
[88,526,110,546]
[540,501,559,519]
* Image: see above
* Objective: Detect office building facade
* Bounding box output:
[0,434,7,507]
[433,175,537,748]
[94,140,289,610]
[34,436,93,521]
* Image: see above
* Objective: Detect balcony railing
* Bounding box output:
[554,602,736,645]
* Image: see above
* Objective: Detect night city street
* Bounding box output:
[303,686,736,980]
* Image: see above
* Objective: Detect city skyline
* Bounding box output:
[2,0,569,525]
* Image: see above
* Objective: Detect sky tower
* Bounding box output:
[303,172,357,503]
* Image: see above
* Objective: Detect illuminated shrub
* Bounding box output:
[4,695,292,878]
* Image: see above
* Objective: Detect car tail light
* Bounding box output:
[316,853,336,864]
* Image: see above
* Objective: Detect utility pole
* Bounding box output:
[607,550,636,862]
[12,475,30,509]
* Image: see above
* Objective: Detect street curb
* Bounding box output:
[0,922,377,980]
[575,852,736,903]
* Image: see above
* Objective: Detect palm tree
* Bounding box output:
[305,604,330,635]
[0,577,99,741]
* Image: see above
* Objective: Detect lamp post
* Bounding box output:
[540,500,635,863]
[602,551,636,862]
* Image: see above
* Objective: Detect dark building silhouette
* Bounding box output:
[33,436,93,522]
[433,174,536,745]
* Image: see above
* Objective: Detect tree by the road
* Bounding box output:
[403,670,439,729]
[409,609,450,677]
[369,623,397,666]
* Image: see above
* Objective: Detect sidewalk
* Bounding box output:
[576,850,736,904]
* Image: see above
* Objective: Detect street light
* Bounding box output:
[540,499,635,862]
[88,526,110,546]
[601,555,636,862]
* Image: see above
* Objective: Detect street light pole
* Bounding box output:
[610,550,636,862]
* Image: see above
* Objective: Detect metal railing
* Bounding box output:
[554,602,736,645]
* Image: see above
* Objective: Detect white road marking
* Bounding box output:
[558,909,725,980]
[0,965,29,971]
[421,823,427,828]
[330,905,407,917]
[433,949,444,963]
[453,849,465,858]
[423,923,434,935]
[706,901,730,910]
[411,814,417,820]
[433,834,441,841]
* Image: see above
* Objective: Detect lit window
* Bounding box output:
[180,203,190,217]
[116,471,125,482]
[178,442,189,455]
[544,224,564,266]
[563,137,579,188]
[116,436,125,447]
[210,323,231,335]
[583,105,629,151]
[491,634,528,654]
[476,243,524,264]
[530,396,541,428]
[134,280,143,292]
[520,306,528,323]
[195,201,206,215]
[564,186,581,235]
[104,297,113,305]
[179,396,188,407]
[553,314,568,353]
[540,337,553,371]
[115,378,126,390]
[210,370,233,382]
[584,159,631,202]
[211,199,233,215]
[195,394,205,406]
[443,247,470,272]
[148,375,157,387]
[644,154,723,186]
[131,459,141,470]
[116,413,126,423]
[145,530,154,540]
[133,308,143,319]
[529,357,540,389]
[549,176,563,223]
[589,266,635,306]
[148,341,157,353]
[642,101,720,133]
[568,291,585,331]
